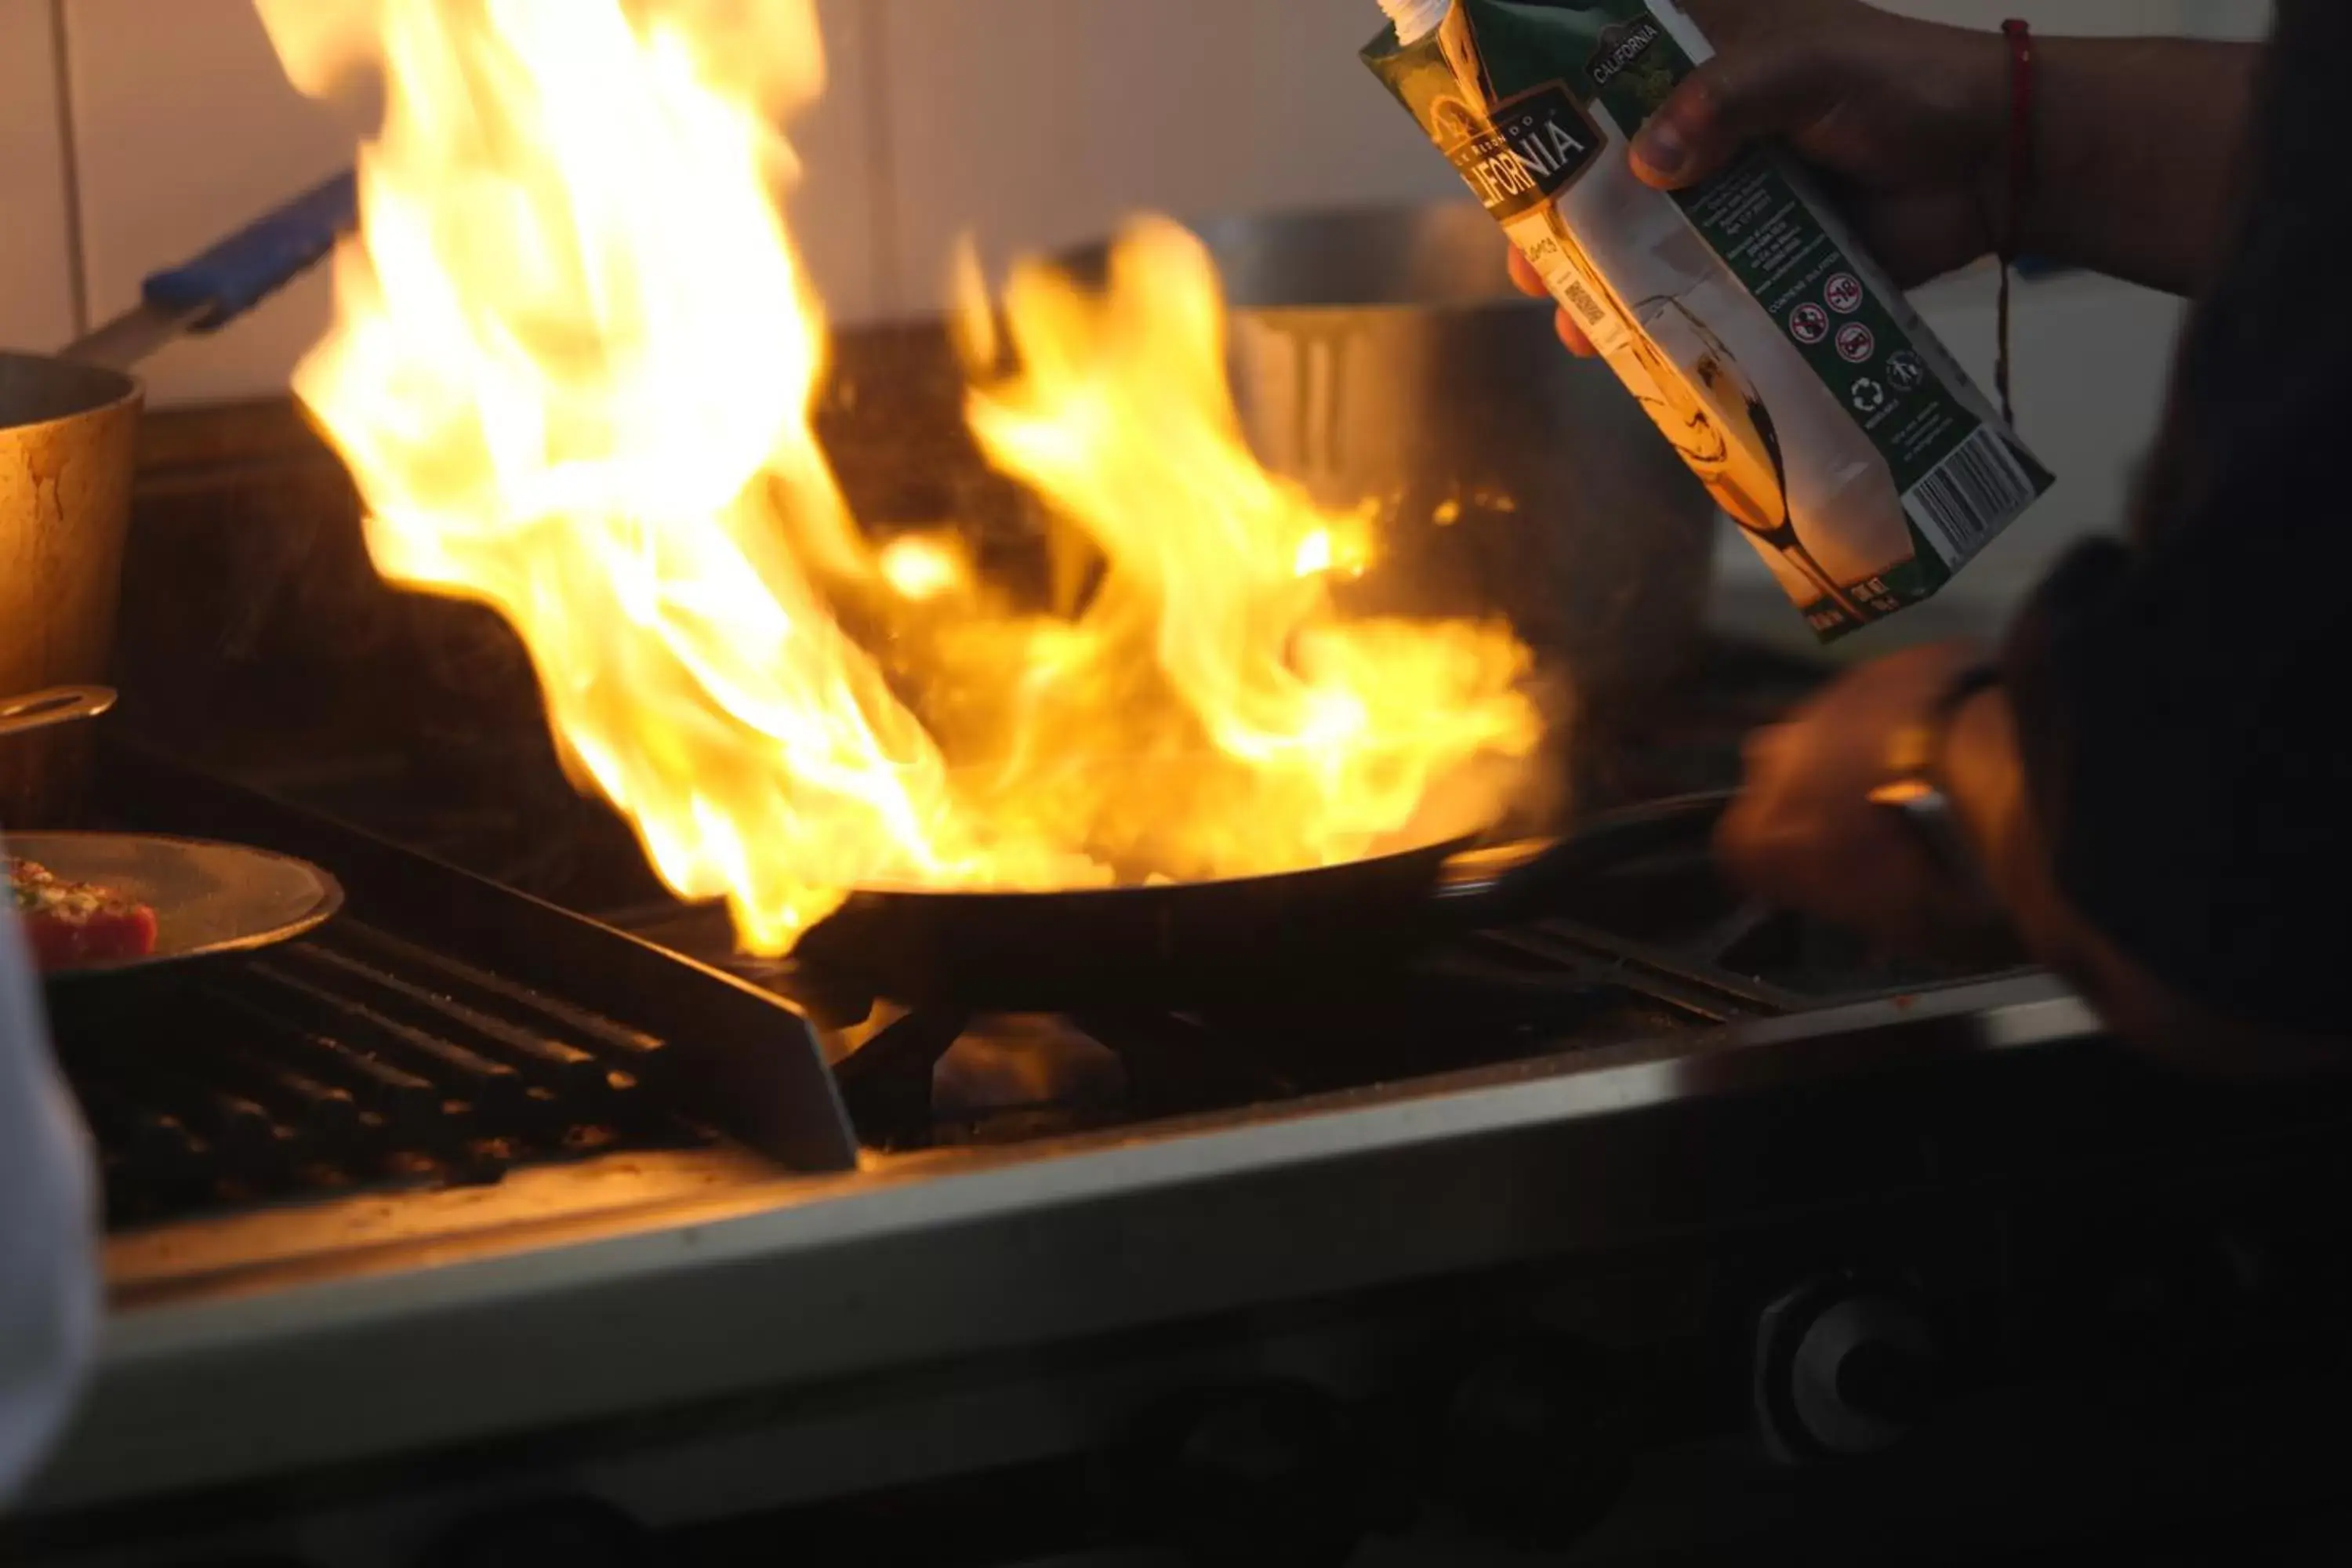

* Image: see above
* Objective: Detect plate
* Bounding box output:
[5,832,344,978]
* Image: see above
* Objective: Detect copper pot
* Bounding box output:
[0,172,358,826]
[0,357,141,827]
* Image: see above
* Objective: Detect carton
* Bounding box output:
[1364,0,2053,640]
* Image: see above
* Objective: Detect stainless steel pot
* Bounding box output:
[1047,206,1717,727]
[1192,205,1719,720]
[0,172,357,827]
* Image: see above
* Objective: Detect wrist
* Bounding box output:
[1972,20,2043,265]
[1960,27,2021,261]
[2002,33,2074,267]
[1870,660,2002,884]
[1937,684,2023,880]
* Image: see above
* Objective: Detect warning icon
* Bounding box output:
[1887,350,1927,390]
[1789,303,1831,345]
[1835,323,1877,364]
[1824,273,1866,314]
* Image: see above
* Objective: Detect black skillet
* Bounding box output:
[793,790,1732,1011]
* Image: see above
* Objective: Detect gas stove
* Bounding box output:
[13,640,2352,1566]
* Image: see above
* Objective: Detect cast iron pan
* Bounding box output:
[794,791,1730,1011]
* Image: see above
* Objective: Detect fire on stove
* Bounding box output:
[250,0,1550,970]
[27,736,2352,1566]
[54,731,2012,1258]
[16,2,2352,1563]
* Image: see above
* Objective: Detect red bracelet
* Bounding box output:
[1996,19,2035,428]
[1999,20,2036,262]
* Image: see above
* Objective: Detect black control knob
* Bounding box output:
[1124,1381,1370,1568]
[1426,1332,1632,1548]
[1757,1279,1945,1462]
[416,1497,664,1568]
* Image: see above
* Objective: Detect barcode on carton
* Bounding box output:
[1560,278,1606,326]
[1904,428,2038,562]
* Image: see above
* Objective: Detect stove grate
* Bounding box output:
[49,924,717,1229]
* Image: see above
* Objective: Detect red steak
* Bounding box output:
[7,858,159,972]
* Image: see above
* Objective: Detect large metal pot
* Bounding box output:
[0,356,141,827]
[0,172,358,828]
[1190,206,1718,721]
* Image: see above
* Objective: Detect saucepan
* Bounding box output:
[0,172,358,829]
[0,686,118,742]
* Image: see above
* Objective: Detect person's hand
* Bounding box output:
[1716,642,2005,954]
[1509,0,2009,355]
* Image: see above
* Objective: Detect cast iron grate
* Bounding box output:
[48,924,717,1229]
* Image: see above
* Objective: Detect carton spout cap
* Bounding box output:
[1379,0,1450,45]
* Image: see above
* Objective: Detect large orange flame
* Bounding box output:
[256,0,1544,955]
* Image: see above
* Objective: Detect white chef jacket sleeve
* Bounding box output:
[0,907,100,1507]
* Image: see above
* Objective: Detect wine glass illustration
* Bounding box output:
[1630,295,1867,625]
[1432,12,1868,627]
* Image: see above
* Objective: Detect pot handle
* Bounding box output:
[0,686,117,741]
[142,170,360,332]
[1435,790,1734,929]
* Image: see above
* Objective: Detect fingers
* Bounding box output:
[1711,789,1775,898]
[1631,42,1835,191]
[1506,248,1599,357]
[1505,245,1545,298]
[1553,310,1596,358]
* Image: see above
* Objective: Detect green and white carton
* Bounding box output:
[1363,0,2053,641]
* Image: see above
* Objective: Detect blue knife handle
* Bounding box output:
[140,169,359,332]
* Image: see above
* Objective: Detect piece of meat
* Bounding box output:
[7,858,158,972]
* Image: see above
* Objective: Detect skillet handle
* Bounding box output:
[1437,791,1733,930]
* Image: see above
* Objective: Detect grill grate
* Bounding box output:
[49,924,718,1230]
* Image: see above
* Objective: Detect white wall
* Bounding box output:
[1878,0,2267,31]
[3,0,1463,401]
[0,0,2274,631]
[2,1,2271,391]
[0,0,76,353]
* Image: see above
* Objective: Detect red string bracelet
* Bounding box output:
[1997,18,2035,429]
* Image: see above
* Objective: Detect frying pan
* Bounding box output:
[8,832,343,981]
[0,172,358,828]
[793,791,1730,1010]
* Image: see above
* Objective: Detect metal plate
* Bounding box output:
[6,832,343,978]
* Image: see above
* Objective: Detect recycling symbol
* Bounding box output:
[1850,377,1886,413]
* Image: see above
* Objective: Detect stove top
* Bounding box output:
[35,719,2279,1552]
[20,394,2345,1568]
[53,637,2023,1206]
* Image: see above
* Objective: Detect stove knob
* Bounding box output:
[1125,1381,1371,1568]
[416,1498,663,1567]
[1428,1333,1632,1547]
[1757,1281,1944,1463]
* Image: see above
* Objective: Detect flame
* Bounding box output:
[877,534,971,603]
[258,0,1544,956]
